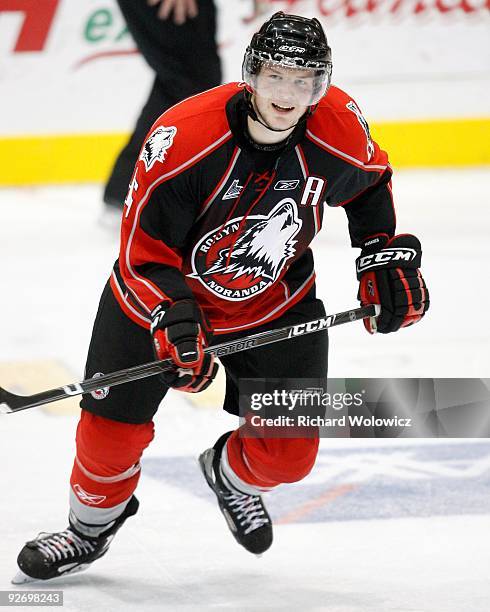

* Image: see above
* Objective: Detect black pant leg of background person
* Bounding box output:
[104,0,222,208]
[104,78,171,208]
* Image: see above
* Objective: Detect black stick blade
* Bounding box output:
[0,385,68,414]
[0,387,22,413]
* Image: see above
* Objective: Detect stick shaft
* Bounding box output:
[0,304,378,414]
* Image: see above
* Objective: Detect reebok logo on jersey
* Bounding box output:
[140,126,177,171]
[222,179,243,200]
[189,199,302,301]
[274,179,300,191]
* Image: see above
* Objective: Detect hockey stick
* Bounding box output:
[0,304,379,415]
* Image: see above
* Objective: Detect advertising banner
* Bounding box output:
[1,0,488,182]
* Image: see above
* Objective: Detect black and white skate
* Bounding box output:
[199,432,273,555]
[12,495,139,584]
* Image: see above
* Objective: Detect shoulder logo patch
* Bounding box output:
[140,126,177,171]
[346,101,374,161]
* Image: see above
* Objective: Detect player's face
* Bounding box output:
[253,64,311,131]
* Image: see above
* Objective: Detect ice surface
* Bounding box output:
[1,169,489,378]
[0,169,489,610]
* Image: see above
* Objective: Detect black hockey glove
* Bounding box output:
[151,300,218,392]
[356,233,430,334]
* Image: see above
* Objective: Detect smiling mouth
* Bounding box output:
[272,103,295,113]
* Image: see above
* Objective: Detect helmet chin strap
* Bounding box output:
[245,91,311,133]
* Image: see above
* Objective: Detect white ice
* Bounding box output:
[0,169,489,611]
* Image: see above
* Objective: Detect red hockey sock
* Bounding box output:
[70,410,154,511]
[224,428,319,490]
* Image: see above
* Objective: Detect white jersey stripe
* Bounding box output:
[111,271,151,324]
[306,129,388,171]
[295,145,307,180]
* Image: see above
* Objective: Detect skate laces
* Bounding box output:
[224,490,269,535]
[32,530,96,563]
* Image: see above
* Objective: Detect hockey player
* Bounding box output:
[13,12,429,583]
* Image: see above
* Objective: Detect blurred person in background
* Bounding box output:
[102,0,222,222]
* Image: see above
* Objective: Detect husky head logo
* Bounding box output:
[189,199,302,301]
[140,126,177,171]
[205,200,300,281]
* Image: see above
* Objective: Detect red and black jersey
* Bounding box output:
[110,82,395,334]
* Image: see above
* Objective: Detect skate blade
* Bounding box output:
[11,570,35,585]
[11,563,91,585]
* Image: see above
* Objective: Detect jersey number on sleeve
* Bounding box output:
[124,176,139,218]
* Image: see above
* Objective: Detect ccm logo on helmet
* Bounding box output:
[356,248,417,273]
[288,317,335,338]
[279,45,306,53]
